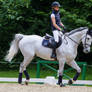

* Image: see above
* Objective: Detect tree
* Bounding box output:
[0,0,92,64]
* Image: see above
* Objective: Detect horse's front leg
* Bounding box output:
[58,59,65,87]
[66,60,81,85]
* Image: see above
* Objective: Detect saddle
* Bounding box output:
[42,34,62,49]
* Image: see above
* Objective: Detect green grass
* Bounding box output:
[0,65,92,80]
[86,85,92,87]
[86,67,92,80]
[0,67,36,78]
[0,70,18,78]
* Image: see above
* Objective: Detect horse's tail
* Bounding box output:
[5,34,24,62]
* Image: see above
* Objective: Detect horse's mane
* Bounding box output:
[68,27,88,36]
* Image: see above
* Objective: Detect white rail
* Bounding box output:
[0,77,92,85]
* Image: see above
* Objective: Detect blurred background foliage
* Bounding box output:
[0,0,92,65]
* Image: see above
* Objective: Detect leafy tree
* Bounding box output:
[0,0,92,65]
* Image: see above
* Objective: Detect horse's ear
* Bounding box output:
[87,29,90,34]
[90,30,92,36]
[87,29,92,36]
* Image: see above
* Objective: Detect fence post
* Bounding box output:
[82,63,87,80]
[36,62,40,78]
[36,60,87,80]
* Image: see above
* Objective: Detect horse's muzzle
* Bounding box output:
[83,48,90,53]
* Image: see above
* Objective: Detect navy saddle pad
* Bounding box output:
[42,34,62,49]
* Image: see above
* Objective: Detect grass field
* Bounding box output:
[0,64,92,80]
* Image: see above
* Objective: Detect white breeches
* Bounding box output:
[53,30,63,43]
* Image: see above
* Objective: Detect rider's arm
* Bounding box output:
[60,21,64,28]
[51,14,61,31]
[60,21,67,32]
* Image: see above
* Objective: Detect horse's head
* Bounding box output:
[82,29,92,53]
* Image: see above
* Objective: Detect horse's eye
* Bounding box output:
[87,38,90,40]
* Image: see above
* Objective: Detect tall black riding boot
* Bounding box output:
[51,41,58,59]
[51,49,56,58]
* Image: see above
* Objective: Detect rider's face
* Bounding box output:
[53,6,59,11]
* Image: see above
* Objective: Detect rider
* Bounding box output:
[50,1,66,58]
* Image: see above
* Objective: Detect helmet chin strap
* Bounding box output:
[53,10,59,13]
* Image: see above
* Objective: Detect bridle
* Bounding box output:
[83,33,91,48]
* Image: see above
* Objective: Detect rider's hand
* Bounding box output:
[63,26,67,31]
[62,30,65,34]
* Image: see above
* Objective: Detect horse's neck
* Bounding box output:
[70,32,82,42]
[69,31,85,47]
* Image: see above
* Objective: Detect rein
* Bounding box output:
[64,34,79,45]
[63,33,90,47]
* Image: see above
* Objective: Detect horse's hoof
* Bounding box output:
[25,80,29,85]
[60,83,65,87]
[25,81,28,85]
[57,82,60,85]
[19,83,24,85]
[68,79,73,85]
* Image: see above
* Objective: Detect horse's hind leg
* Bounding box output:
[18,56,34,84]
[23,57,34,85]
[66,60,81,84]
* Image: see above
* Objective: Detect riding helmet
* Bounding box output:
[51,1,61,7]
